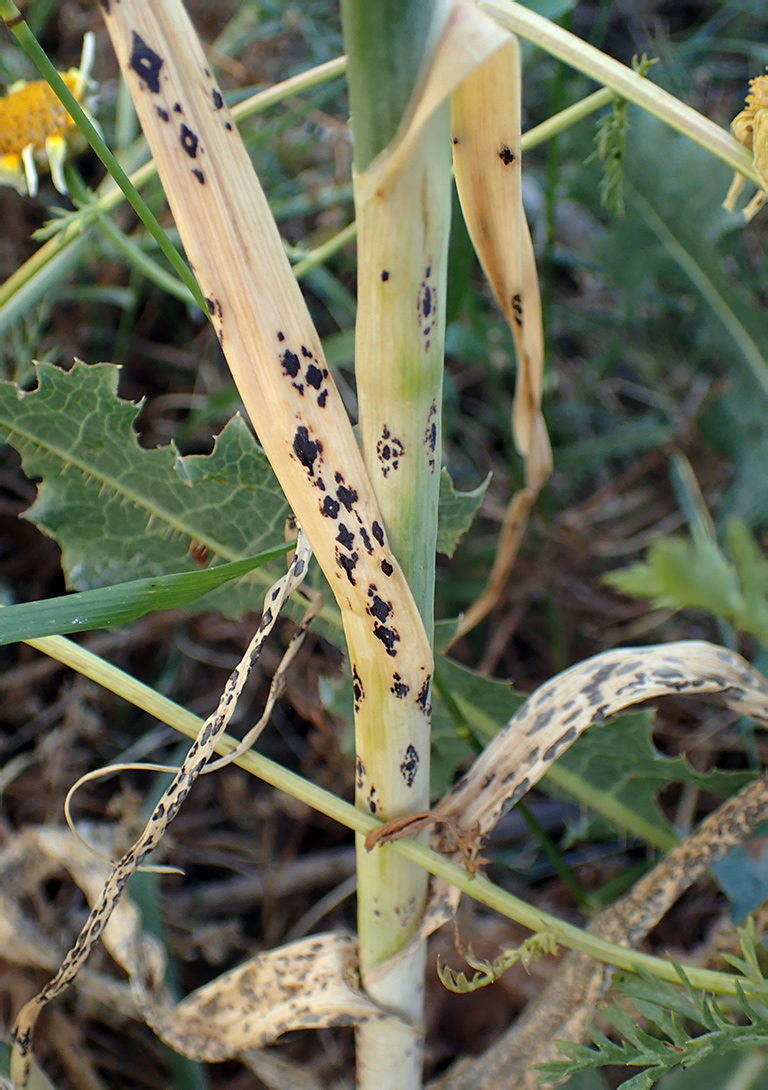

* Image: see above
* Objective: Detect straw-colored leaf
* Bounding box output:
[2,827,382,1064]
[449,36,552,641]
[417,640,768,937]
[100,0,434,762]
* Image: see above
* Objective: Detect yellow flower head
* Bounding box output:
[0,31,96,197]
[723,68,768,221]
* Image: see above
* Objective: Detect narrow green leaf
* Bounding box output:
[0,544,291,645]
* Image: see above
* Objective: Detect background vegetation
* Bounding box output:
[2,1,768,1087]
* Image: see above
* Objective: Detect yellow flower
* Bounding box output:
[723,71,768,221]
[0,32,95,197]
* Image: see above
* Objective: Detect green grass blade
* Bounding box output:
[0,544,292,645]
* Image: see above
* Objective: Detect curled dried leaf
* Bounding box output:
[420,641,768,939]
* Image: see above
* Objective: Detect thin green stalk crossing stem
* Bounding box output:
[24,632,761,1002]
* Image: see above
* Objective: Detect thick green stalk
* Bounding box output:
[340,1,433,170]
[341,2,451,1087]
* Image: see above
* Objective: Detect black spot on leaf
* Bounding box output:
[281,350,300,377]
[337,551,358,584]
[306,364,323,389]
[391,674,409,698]
[129,32,163,94]
[293,426,322,476]
[336,482,358,511]
[373,624,399,656]
[368,594,392,622]
[400,744,419,786]
[353,666,364,709]
[180,124,199,158]
[416,678,431,713]
[336,524,355,549]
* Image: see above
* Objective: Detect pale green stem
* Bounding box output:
[340,2,451,1085]
[352,108,451,1088]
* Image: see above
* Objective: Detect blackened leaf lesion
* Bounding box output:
[129,32,164,94]
[180,124,200,158]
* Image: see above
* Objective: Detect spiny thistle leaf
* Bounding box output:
[0,361,292,617]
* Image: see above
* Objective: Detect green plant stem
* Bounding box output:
[339,0,433,169]
[341,2,454,1084]
[0,0,206,310]
[22,631,763,1001]
[516,799,592,912]
[481,0,758,187]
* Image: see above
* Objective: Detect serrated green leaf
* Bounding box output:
[604,535,741,617]
[1,363,486,641]
[605,1001,653,1051]
[435,467,490,557]
[619,1074,657,1090]
[543,710,753,848]
[0,544,292,645]
[0,361,292,618]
